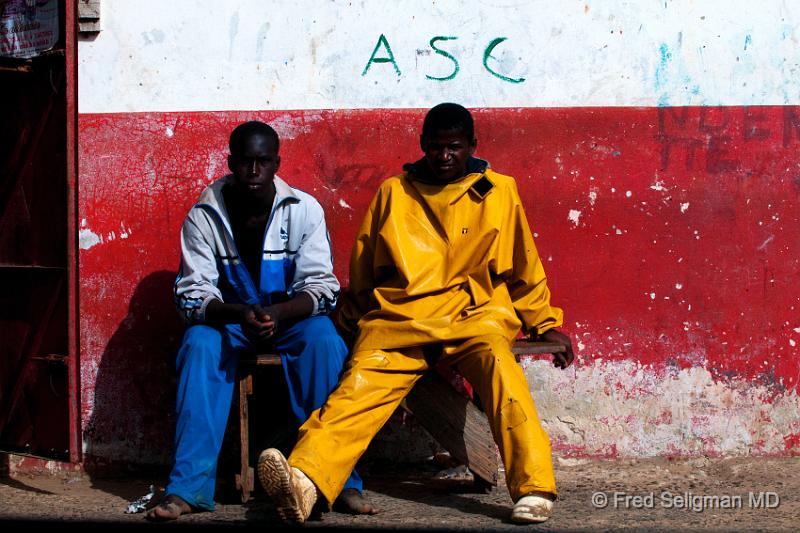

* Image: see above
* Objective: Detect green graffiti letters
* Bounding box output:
[426,36,459,81]
[362,34,401,76]
[361,34,525,84]
[483,37,525,84]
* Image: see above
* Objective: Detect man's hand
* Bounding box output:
[240,304,277,343]
[537,328,575,369]
[205,294,313,344]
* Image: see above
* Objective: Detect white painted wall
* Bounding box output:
[78,0,800,113]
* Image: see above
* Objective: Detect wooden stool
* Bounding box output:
[235,353,281,503]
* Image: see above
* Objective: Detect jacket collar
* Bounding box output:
[195,174,300,235]
[197,174,298,211]
[402,156,489,185]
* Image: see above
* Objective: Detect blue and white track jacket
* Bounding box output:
[174,174,340,324]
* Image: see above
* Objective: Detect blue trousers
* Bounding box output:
[166,315,363,510]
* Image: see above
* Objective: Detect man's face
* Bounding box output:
[227,133,280,201]
[420,128,477,182]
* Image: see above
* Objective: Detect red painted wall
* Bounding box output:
[77,107,800,464]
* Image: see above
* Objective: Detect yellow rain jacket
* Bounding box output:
[338,158,563,352]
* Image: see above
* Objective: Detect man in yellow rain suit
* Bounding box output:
[258,103,575,525]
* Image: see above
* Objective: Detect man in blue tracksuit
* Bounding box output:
[147,121,375,520]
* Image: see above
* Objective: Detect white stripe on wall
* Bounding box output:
[79,0,800,113]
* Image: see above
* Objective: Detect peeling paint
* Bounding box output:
[568,209,582,226]
[526,359,800,457]
[269,113,324,140]
[79,228,102,250]
[758,235,774,251]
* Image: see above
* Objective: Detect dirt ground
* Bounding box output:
[0,456,797,532]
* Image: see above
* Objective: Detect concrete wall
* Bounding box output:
[77,0,800,466]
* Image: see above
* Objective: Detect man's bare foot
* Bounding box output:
[333,488,379,515]
[145,494,192,521]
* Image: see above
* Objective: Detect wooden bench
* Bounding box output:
[233,340,566,503]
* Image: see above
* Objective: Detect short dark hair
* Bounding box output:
[422,103,474,140]
[229,121,280,154]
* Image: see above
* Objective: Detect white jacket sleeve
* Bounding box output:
[173,212,223,324]
[290,200,340,316]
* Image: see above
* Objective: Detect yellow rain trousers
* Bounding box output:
[288,168,564,505]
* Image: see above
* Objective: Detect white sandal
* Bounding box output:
[510,492,555,524]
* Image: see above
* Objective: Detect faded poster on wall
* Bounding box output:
[0,0,59,59]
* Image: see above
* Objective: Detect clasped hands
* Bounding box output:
[240,304,280,344]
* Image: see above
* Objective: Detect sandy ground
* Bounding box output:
[0,456,797,532]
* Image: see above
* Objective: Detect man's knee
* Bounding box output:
[181,324,223,350]
[298,316,347,354]
[464,335,516,367]
[177,325,226,368]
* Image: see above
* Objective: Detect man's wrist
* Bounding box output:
[206,300,251,325]
[262,304,282,323]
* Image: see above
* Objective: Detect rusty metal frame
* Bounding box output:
[65,0,80,465]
